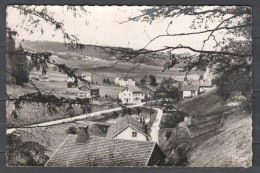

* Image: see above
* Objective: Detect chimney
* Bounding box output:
[76,125,89,144]
[144,123,148,134]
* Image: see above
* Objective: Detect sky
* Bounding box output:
[6,5,236,54]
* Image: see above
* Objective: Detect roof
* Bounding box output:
[106,115,149,139]
[199,80,212,87]
[45,134,161,167]
[140,85,157,92]
[121,86,142,93]
[182,84,199,91]
[78,85,90,91]
[81,72,92,76]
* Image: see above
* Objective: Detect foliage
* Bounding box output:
[67,125,77,134]
[6,134,49,166]
[6,32,29,85]
[149,75,158,86]
[140,78,146,84]
[117,6,252,103]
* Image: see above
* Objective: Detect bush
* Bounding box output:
[67,125,77,134]
[6,134,49,166]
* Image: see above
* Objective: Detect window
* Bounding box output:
[132,132,137,137]
[191,91,195,95]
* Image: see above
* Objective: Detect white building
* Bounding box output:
[199,80,212,93]
[81,72,92,82]
[119,86,142,104]
[182,84,199,99]
[118,77,136,87]
[106,114,150,141]
[77,85,91,98]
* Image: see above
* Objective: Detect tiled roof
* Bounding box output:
[106,115,149,139]
[45,134,158,167]
[78,85,90,91]
[199,80,212,87]
[121,86,142,93]
[182,84,199,91]
[140,85,157,92]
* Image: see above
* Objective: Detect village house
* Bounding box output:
[90,88,100,98]
[81,72,92,82]
[77,85,91,98]
[119,86,142,104]
[118,77,136,87]
[140,85,157,99]
[199,80,212,93]
[107,114,151,141]
[78,84,100,98]
[182,84,200,99]
[45,125,166,167]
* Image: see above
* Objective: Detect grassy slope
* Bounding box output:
[177,90,252,167]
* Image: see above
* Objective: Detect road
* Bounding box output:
[6,102,145,134]
[149,107,163,142]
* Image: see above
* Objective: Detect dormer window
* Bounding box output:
[132,132,137,137]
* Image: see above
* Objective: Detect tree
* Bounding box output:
[103,78,107,83]
[6,35,29,85]
[104,6,252,104]
[6,134,49,166]
[159,78,181,104]
[149,75,158,86]
[140,78,146,84]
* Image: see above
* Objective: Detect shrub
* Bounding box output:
[67,125,77,134]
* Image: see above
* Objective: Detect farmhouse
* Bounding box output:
[118,77,136,87]
[119,86,142,104]
[140,85,157,99]
[182,84,199,99]
[78,85,91,98]
[81,72,92,82]
[199,80,212,93]
[45,126,166,167]
[90,88,100,98]
[107,114,151,141]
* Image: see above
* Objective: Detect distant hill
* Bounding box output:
[20,40,190,68]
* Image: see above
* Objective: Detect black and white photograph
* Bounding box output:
[6,5,252,167]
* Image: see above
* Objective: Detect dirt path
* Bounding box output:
[6,102,145,134]
[149,107,163,142]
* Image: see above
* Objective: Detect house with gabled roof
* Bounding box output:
[119,86,142,104]
[107,114,151,141]
[199,80,212,93]
[181,84,199,99]
[118,77,136,87]
[140,85,157,99]
[45,125,166,167]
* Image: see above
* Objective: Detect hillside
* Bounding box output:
[20,40,190,68]
[159,90,252,167]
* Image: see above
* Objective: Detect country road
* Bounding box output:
[149,107,163,142]
[6,102,145,134]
